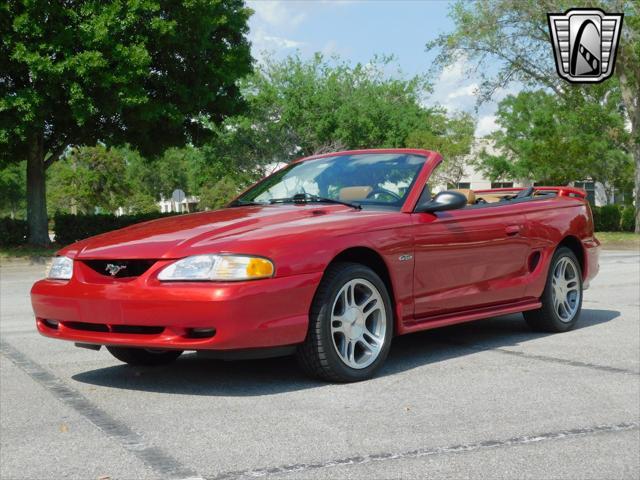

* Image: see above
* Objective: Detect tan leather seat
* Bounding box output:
[476,194,503,203]
[339,186,373,202]
[452,188,476,205]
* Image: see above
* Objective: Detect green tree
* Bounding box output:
[219,54,443,166]
[124,192,160,214]
[198,176,243,210]
[1,0,252,244]
[194,54,475,197]
[0,161,26,218]
[477,88,632,197]
[48,145,130,214]
[406,112,475,185]
[126,146,204,201]
[428,0,639,231]
[48,144,160,215]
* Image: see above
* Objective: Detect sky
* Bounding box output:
[246,0,519,137]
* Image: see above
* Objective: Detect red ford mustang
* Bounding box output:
[32,149,600,382]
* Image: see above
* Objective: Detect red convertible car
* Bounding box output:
[32,149,600,382]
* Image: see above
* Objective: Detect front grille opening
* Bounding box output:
[42,319,59,330]
[186,328,216,339]
[111,325,164,335]
[83,259,156,278]
[64,321,109,332]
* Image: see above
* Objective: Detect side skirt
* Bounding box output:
[398,299,541,335]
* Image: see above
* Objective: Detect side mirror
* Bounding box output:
[415,190,467,213]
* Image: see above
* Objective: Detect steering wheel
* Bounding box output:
[366,187,402,202]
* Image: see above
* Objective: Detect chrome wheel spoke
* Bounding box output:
[566,280,579,292]
[550,256,581,323]
[361,331,381,351]
[331,278,387,369]
[363,297,377,314]
[347,283,355,307]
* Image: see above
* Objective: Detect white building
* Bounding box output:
[157,195,199,214]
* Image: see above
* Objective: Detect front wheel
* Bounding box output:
[524,247,583,332]
[297,262,394,382]
[106,346,183,366]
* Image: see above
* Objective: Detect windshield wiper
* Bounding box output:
[228,199,264,207]
[269,193,362,210]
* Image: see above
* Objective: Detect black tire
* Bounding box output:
[106,346,183,366]
[524,246,583,332]
[296,262,394,382]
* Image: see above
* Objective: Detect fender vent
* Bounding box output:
[528,251,542,272]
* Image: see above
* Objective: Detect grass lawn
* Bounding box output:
[596,232,640,250]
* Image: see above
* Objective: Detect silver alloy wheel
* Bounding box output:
[330,278,387,369]
[551,256,581,322]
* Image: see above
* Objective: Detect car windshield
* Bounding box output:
[235,153,425,209]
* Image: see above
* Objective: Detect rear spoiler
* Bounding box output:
[474,186,587,199]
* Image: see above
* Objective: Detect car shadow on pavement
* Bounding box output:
[380,308,620,377]
[72,308,619,396]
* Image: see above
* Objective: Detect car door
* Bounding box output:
[411,203,532,320]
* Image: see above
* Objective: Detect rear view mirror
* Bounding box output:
[415,190,467,213]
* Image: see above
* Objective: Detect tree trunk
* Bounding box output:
[26,131,50,246]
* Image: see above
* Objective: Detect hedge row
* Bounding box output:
[0,218,28,246]
[52,212,179,246]
[592,205,636,232]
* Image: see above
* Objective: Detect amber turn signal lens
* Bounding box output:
[246,258,274,278]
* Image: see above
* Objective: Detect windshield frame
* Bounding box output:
[231,150,435,211]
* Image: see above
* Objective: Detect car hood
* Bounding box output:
[63,204,357,259]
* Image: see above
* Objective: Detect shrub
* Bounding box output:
[0,217,28,246]
[593,205,621,232]
[53,212,178,245]
[197,176,241,210]
[620,205,636,232]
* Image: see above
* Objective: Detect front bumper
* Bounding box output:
[31,261,322,351]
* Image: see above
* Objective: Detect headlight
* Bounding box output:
[157,255,275,281]
[47,256,73,280]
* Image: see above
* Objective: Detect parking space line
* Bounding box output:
[206,421,639,480]
[438,340,640,376]
[0,340,204,480]
[489,347,640,376]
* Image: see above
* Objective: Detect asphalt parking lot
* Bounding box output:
[1,250,639,480]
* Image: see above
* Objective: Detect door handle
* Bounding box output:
[505,225,521,236]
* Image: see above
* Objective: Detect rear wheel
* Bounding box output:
[524,247,583,332]
[297,262,393,382]
[106,346,183,366]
